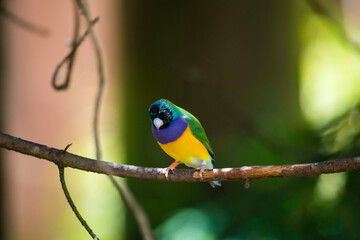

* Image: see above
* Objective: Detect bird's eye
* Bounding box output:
[159,107,173,128]
[149,104,173,128]
[149,104,160,120]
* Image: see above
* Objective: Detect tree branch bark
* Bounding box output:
[1,132,360,182]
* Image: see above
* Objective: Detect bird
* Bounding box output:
[149,99,221,188]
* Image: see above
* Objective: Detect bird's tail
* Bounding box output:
[210,159,222,188]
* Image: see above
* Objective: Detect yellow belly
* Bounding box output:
[158,125,211,168]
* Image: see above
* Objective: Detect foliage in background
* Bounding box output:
[121,1,360,239]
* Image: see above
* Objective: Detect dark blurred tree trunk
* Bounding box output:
[121,1,302,238]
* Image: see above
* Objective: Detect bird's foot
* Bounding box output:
[165,162,179,180]
[197,161,207,178]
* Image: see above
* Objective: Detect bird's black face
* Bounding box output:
[149,104,173,129]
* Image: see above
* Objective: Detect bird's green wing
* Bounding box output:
[179,108,215,159]
[164,99,215,158]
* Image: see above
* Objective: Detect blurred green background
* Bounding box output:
[3,0,360,239]
[121,0,360,239]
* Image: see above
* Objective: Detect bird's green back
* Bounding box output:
[162,99,215,159]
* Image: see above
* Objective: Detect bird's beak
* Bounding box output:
[153,118,163,131]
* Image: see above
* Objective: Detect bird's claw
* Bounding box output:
[165,165,176,180]
[198,165,206,178]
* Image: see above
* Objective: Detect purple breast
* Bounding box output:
[152,117,188,144]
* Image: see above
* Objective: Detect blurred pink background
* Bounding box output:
[2,0,121,239]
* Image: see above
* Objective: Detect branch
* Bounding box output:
[52,17,99,90]
[75,0,105,161]
[108,178,154,239]
[1,132,360,182]
[0,3,49,36]
[51,2,101,238]
[58,166,99,240]
[72,1,154,239]
[51,1,81,90]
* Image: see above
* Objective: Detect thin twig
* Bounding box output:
[51,2,100,238]
[1,132,360,182]
[75,0,104,160]
[0,3,49,36]
[52,17,99,90]
[52,1,81,90]
[109,177,154,240]
[75,1,154,239]
[58,166,99,240]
